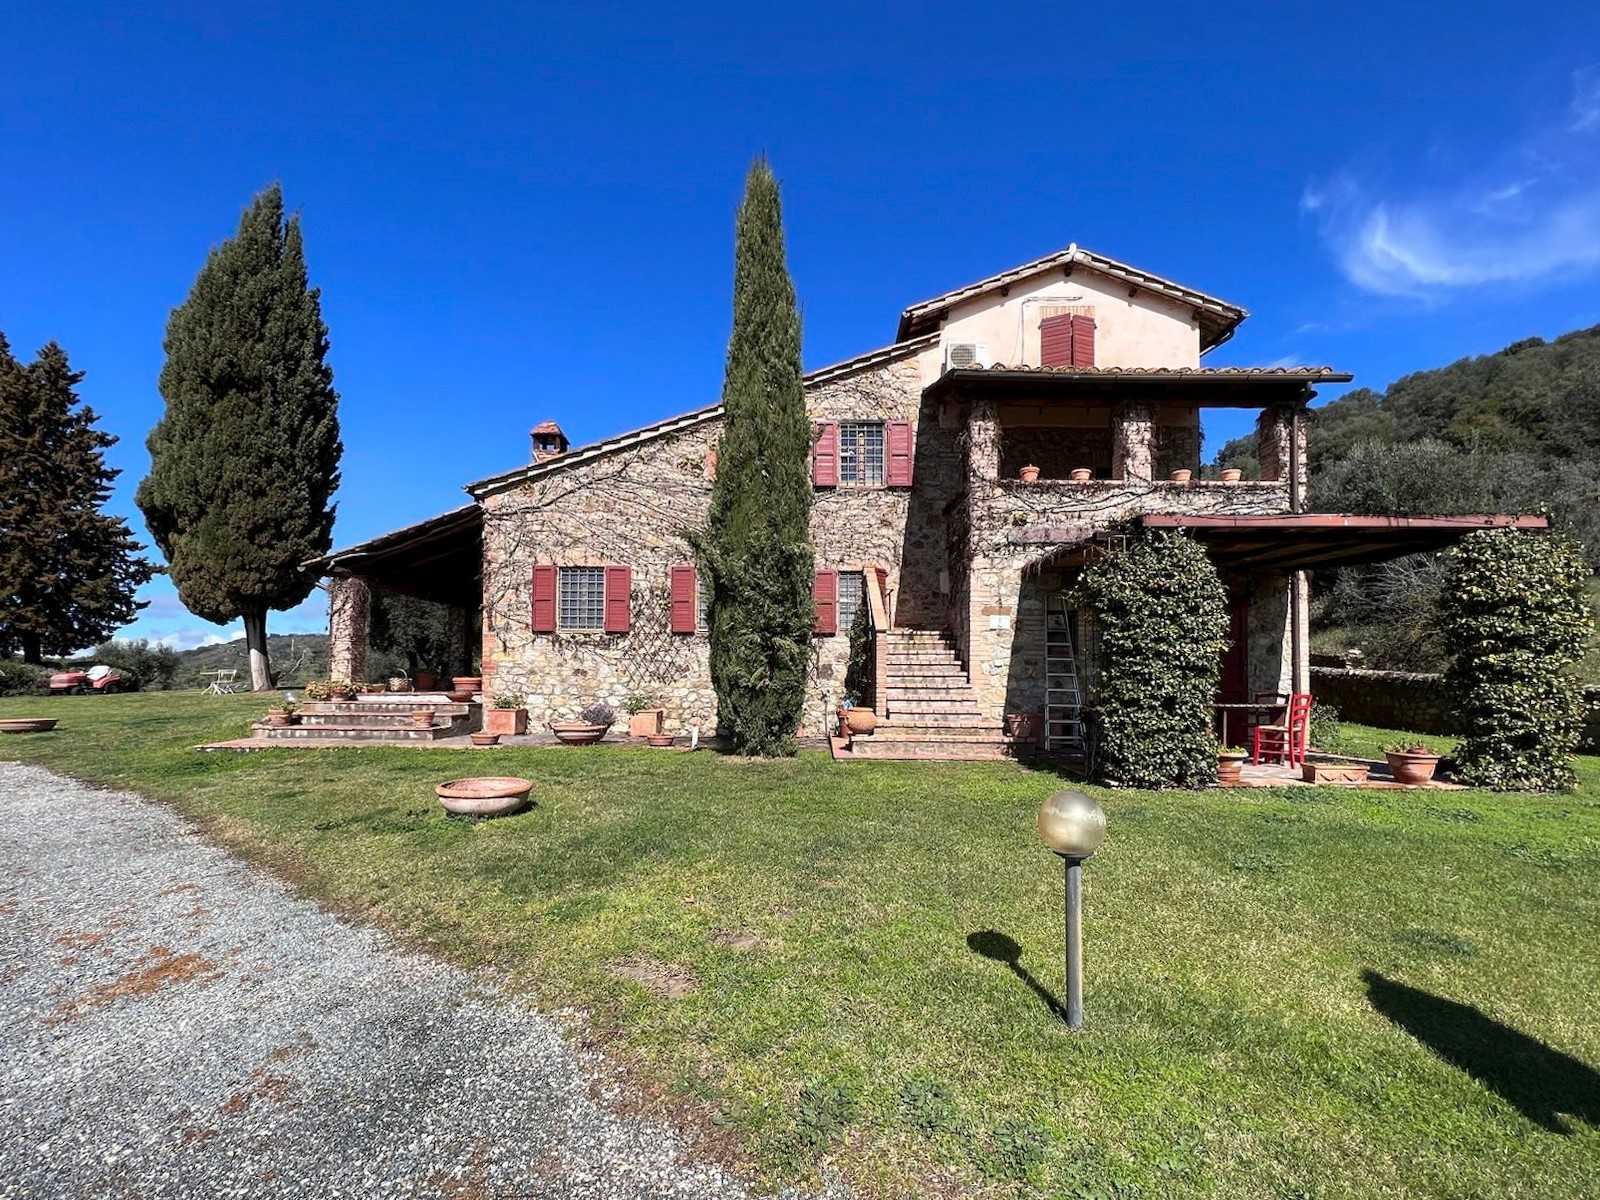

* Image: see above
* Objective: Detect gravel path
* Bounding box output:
[0,761,839,1199]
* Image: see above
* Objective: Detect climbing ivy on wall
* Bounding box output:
[1441,529,1593,792]
[1071,530,1228,789]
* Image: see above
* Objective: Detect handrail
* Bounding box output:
[862,566,891,716]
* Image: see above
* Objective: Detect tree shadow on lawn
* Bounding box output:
[967,930,1067,1021]
[1363,970,1600,1134]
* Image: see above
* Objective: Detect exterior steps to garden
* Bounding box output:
[840,629,1013,762]
[256,695,480,743]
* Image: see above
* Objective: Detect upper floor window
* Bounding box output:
[839,421,884,485]
[558,567,606,629]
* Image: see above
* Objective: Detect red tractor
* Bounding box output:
[47,664,133,695]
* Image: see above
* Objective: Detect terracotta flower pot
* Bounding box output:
[410,709,436,729]
[448,689,472,703]
[628,708,665,738]
[0,718,58,734]
[452,676,483,694]
[1004,712,1042,742]
[1217,753,1247,787]
[469,731,501,748]
[485,707,527,736]
[646,733,675,748]
[1385,751,1440,786]
[1220,467,1243,483]
[1019,465,1041,483]
[549,720,609,745]
[266,709,298,727]
[413,671,440,691]
[1069,468,1092,482]
[845,707,877,735]
[1169,469,1193,483]
[435,775,532,817]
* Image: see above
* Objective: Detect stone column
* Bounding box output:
[966,398,999,482]
[1113,401,1154,482]
[1256,405,1308,492]
[327,575,370,683]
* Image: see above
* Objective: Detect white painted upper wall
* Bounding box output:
[934,266,1203,371]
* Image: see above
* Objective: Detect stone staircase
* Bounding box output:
[846,629,1010,761]
[256,695,480,743]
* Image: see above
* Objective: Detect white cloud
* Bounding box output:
[153,629,237,651]
[1305,66,1600,298]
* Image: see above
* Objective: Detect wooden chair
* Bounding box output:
[1252,692,1312,767]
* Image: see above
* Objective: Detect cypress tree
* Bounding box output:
[0,334,156,662]
[137,185,342,690]
[691,160,815,755]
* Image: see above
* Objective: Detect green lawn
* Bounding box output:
[4,691,1598,1198]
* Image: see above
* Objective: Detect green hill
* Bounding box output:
[172,633,329,689]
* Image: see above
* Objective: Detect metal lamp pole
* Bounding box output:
[1037,788,1106,1030]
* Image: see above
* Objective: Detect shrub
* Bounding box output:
[622,693,658,715]
[302,679,355,701]
[578,702,616,725]
[1070,530,1227,788]
[492,692,525,710]
[1440,529,1593,792]
[843,595,872,708]
[94,638,181,690]
[1308,701,1343,752]
[0,659,47,696]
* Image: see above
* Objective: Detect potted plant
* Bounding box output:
[266,698,299,727]
[410,707,436,729]
[625,693,665,738]
[1069,467,1093,482]
[549,701,615,745]
[1219,467,1243,483]
[841,692,877,736]
[1385,740,1442,785]
[1217,746,1248,786]
[1019,464,1041,483]
[304,679,356,702]
[1169,468,1193,483]
[485,692,528,737]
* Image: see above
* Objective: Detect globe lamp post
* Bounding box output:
[1036,788,1106,1029]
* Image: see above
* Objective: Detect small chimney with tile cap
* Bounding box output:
[530,420,568,463]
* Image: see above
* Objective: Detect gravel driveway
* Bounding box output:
[0,761,837,1199]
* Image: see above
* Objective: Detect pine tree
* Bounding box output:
[0,334,156,662]
[690,160,815,755]
[137,185,342,690]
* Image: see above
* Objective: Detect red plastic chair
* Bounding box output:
[1252,692,1312,767]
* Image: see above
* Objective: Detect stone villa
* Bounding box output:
[314,242,1532,757]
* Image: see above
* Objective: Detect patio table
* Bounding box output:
[1212,702,1278,748]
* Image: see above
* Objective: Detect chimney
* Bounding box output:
[530,420,569,463]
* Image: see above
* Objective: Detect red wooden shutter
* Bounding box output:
[669,564,696,634]
[1071,315,1097,368]
[1040,313,1074,367]
[812,422,839,487]
[886,420,914,487]
[603,565,632,633]
[531,564,557,633]
[812,568,838,636]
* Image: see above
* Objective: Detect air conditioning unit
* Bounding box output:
[944,342,990,373]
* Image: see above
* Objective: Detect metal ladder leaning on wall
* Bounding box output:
[1044,593,1087,760]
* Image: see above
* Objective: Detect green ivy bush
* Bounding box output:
[1440,529,1594,792]
[1071,530,1228,788]
[0,659,47,696]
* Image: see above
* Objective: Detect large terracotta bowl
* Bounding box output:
[549,721,609,746]
[0,717,58,734]
[435,776,533,817]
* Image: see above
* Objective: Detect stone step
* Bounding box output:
[847,739,1011,761]
[297,710,475,729]
[300,700,474,717]
[256,721,455,742]
[874,721,1004,739]
[887,656,963,669]
[887,700,983,717]
[887,633,953,644]
[887,686,974,701]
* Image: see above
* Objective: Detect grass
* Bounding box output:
[3,692,1599,1197]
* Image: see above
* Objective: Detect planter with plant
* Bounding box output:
[485,692,528,736]
[266,698,299,727]
[304,679,356,702]
[625,693,665,738]
[1384,741,1441,785]
[1216,746,1248,786]
[549,702,615,745]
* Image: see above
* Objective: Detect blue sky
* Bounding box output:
[5,3,1600,651]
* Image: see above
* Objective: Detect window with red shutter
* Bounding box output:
[603,565,632,634]
[1040,313,1074,367]
[812,568,838,636]
[886,420,914,487]
[1071,315,1096,368]
[812,422,839,487]
[531,564,557,633]
[669,564,696,634]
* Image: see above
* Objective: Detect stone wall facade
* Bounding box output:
[327,576,370,684]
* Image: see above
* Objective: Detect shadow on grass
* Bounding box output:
[1363,969,1600,1134]
[967,929,1066,1021]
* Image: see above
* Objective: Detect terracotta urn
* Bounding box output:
[844,706,877,735]
[1019,464,1041,483]
[1069,468,1093,482]
[1220,467,1243,483]
[484,707,528,736]
[1217,751,1247,787]
[469,730,501,748]
[1385,750,1440,786]
[628,708,665,738]
[1004,712,1042,742]
[266,708,298,728]
[1169,468,1193,483]
[435,775,532,817]
[413,670,440,691]
[549,720,610,745]
[452,676,483,694]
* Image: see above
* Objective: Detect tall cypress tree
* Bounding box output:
[137,185,342,690]
[0,335,156,662]
[691,160,815,755]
